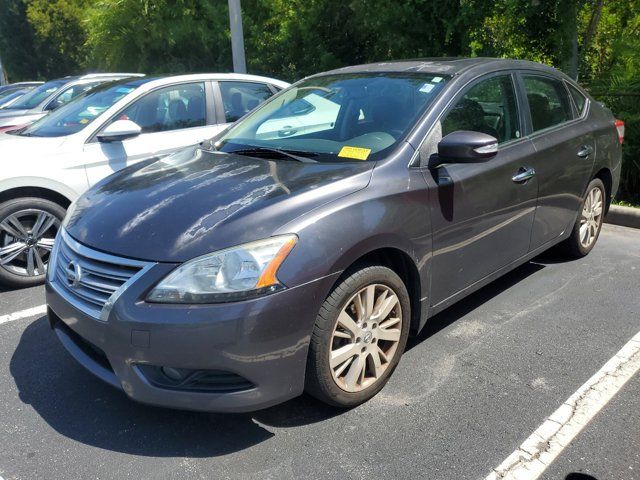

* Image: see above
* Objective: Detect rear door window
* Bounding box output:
[219,81,274,123]
[567,83,587,117]
[522,75,573,132]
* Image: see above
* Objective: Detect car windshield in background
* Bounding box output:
[0,89,28,108]
[215,72,449,162]
[4,80,66,110]
[19,82,138,138]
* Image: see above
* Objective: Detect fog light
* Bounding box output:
[161,366,189,381]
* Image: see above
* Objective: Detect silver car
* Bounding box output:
[0,73,143,130]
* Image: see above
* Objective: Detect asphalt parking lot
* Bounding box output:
[0,224,638,480]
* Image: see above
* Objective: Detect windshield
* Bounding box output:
[4,80,66,110]
[215,72,449,162]
[19,81,137,138]
[0,90,28,108]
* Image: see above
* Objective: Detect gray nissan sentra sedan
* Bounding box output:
[45,58,623,412]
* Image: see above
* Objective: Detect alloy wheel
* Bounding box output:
[329,284,403,392]
[579,186,603,248]
[0,209,59,277]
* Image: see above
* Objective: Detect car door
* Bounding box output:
[517,72,596,250]
[83,81,219,186]
[419,72,538,306]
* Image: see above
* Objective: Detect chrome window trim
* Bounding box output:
[49,228,155,322]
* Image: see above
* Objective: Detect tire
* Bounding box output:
[0,197,66,288]
[305,265,411,408]
[559,178,606,258]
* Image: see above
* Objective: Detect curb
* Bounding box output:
[605,204,640,229]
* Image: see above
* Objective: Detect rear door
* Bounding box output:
[517,72,595,249]
[84,81,219,185]
[420,72,538,306]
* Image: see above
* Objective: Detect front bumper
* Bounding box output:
[46,263,338,413]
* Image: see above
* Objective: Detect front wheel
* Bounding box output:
[305,265,411,407]
[559,178,606,258]
[0,197,65,288]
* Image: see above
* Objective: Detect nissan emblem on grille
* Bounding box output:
[65,260,82,288]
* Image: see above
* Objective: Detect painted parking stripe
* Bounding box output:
[0,304,47,326]
[486,330,640,480]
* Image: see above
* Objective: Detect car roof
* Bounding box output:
[137,73,290,89]
[316,57,566,78]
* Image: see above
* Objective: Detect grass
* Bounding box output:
[613,199,640,208]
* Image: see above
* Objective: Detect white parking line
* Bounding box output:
[486,330,640,480]
[0,305,47,326]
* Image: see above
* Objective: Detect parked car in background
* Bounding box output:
[44,58,622,412]
[0,74,142,132]
[0,88,35,109]
[0,82,42,110]
[0,73,288,287]
[0,81,43,97]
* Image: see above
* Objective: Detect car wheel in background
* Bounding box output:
[560,178,606,258]
[0,197,65,288]
[305,265,411,407]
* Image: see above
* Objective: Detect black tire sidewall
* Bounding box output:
[0,197,66,288]
[305,265,411,408]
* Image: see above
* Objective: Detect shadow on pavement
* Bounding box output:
[565,474,598,480]
[9,316,341,457]
[407,260,545,350]
[10,259,551,456]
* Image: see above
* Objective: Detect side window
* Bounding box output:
[117,82,206,133]
[442,75,520,144]
[523,75,573,132]
[219,81,274,123]
[47,82,101,110]
[567,83,587,117]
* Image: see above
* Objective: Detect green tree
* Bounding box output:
[85,0,231,74]
[0,0,41,80]
[25,0,91,76]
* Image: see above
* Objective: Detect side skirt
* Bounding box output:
[417,229,571,332]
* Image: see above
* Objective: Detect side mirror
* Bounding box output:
[436,130,498,165]
[97,120,142,143]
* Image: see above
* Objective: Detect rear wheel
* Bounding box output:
[559,178,606,258]
[0,197,65,288]
[305,265,410,407]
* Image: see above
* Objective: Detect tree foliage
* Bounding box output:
[85,0,231,74]
[26,0,91,77]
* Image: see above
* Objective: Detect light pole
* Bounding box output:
[0,55,7,85]
[228,0,247,74]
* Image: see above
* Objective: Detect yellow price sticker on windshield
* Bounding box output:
[338,146,371,161]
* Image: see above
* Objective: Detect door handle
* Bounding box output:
[577,145,594,158]
[512,166,536,183]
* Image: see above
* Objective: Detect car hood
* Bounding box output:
[65,146,375,262]
[0,108,28,118]
[0,111,43,127]
[0,132,68,160]
[0,133,66,163]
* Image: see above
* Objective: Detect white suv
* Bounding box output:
[0,73,289,287]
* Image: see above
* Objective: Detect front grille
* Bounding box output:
[51,229,153,320]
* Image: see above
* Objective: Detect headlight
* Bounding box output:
[146,235,297,304]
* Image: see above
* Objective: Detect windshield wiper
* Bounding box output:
[232,146,318,163]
